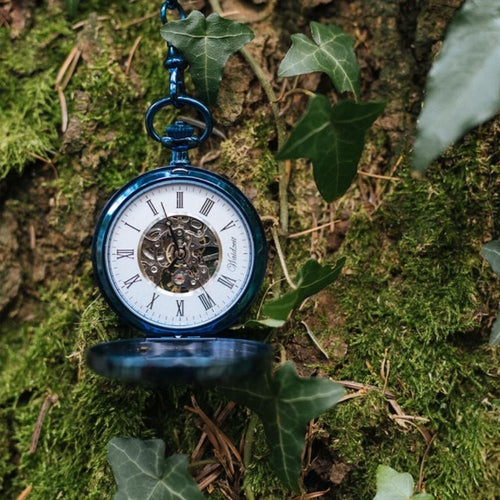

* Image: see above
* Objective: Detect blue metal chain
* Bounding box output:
[145,0,213,163]
[161,0,186,101]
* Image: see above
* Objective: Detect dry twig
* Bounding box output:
[72,16,109,30]
[416,433,437,492]
[125,35,142,75]
[293,489,331,499]
[29,393,58,454]
[197,468,223,491]
[191,401,235,462]
[186,397,241,479]
[29,224,36,250]
[271,225,296,290]
[16,484,32,500]
[27,152,58,179]
[55,45,81,132]
[358,170,402,182]
[288,220,341,239]
[117,11,159,30]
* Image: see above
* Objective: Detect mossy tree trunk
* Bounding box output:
[0,0,498,499]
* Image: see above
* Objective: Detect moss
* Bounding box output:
[316,131,499,499]
[0,2,79,177]
[0,272,154,498]
[218,116,279,216]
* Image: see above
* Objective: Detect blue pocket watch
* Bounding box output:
[86,1,271,385]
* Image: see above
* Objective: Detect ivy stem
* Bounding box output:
[243,412,260,500]
[208,0,289,234]
[271,225,296,290]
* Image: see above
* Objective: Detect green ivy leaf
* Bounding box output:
[160,11,254,105]
[481,241,500,346]
[262,258,345,322]
[240,318,286,329]
[374,465,434,500]
[412,0,500,172]
[219,362,344,492]
[276,95,385,202]
[107,438,204,500]
[489,311,500,347]
[278,22,360,99]
[482,241,500,276]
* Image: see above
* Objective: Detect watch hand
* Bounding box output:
[161,203,176,240]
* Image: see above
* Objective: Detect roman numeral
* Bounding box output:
[217,275,237,289]
[199,198,215,217]
[123,274,142,289]
[176,300,184,317]
[147,292,159,310]
[176,192,183,209]
[146,200,158,216]
[124,222,140,232]
[221,220,236,232]
[198,292,216,311]
[116,249,134,260]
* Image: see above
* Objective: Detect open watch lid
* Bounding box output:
[87,336,272,385]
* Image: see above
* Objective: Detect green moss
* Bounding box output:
[317,133,499,499]
[0,2,78,178]
[219,117,279,216]
[0,36,62,178]
[0,273,152,498]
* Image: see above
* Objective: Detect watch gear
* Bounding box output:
[139,215,220,293]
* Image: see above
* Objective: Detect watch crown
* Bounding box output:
[166,121,195,139]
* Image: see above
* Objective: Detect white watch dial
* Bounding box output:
[105,180,254,330]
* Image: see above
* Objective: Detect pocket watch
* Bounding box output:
[86,1,271,385]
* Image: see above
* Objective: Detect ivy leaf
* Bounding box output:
[374,465,434,500]
[412,0,500,172]
[219,362,344,492]
[240,257,343,328]
[489,311,500,347]
[481,241,500,346]
[482,241,500,276]
[240,318,286,329]
[262,258,345,322]
[278,22,360,99]
[276,95,385,202]
[160,11,254,105]
[107,438,204,500]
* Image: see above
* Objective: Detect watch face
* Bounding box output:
[93,167,267,336]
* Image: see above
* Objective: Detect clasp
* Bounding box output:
[161,0,186,25]
[161,1,187,102]
[145,97,213,158]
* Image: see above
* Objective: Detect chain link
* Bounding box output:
[161,1,187,101]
